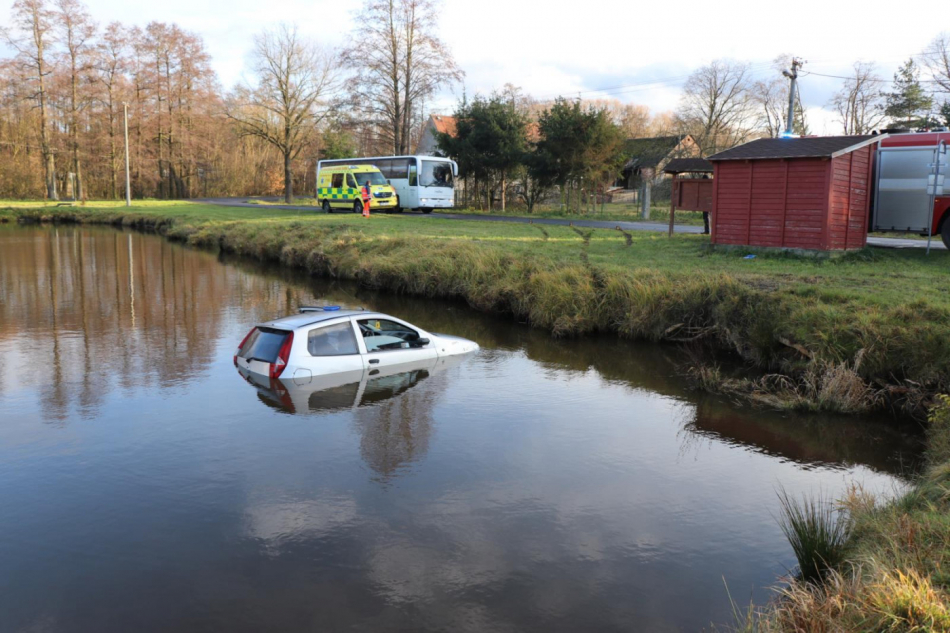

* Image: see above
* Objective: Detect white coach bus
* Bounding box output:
[316,155,457,213]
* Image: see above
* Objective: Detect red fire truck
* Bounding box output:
[874,132,950,247]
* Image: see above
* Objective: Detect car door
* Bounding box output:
[330,173,345,208]
[302,320,366,377]
[356,316,437,373]
[346,173,360,204]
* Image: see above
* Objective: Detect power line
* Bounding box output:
[531,61,780,101]
[802,70,948,84]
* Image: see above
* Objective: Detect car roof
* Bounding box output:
[259,310,385,330]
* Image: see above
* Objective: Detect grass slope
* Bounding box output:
[4,200,950,411]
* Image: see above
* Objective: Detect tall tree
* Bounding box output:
[55,0,95,200]
[437,93,528,211]
[885,59,933,129]
[3,0,59,199]
[921,33,950,96]
[674,59,756,155]
[94,21,127,199]
[830,61,886,135]
[530,98,623,213]
[342,0,462,155]
[228,24,337,203]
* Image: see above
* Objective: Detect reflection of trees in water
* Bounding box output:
[352,371,444,481]
[0,227,328,422]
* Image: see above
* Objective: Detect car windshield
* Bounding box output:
[420,161,454,188]
[357,171,388,186]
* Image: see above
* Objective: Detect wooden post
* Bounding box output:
[668,173,677,237]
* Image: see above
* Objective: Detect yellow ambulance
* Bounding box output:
[316,164,398,213]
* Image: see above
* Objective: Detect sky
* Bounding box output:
[6,0,950,134]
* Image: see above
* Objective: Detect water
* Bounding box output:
[0,225,922,632]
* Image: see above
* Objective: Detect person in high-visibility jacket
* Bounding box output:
[360,180,372,217]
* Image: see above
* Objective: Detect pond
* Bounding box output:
[0,225,923,632]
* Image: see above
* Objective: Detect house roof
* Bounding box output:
[663,158,713,174]
[708,135,882,161]
[430,114,457,137]
[429,114,541,143]
[622,135,692,171]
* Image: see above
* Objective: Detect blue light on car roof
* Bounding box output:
[323,305,341,311]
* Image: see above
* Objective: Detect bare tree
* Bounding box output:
[95,21,126,199]
[55,0,95,200]
[921,33,950,95]
[3,0,59,199]
[829,62,887,135]
[342,0,462,155]
[674,59,757,156]
[228,23,337,203]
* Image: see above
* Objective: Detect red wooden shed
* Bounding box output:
[707,135,881,251]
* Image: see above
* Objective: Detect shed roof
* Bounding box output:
[663,158,713,174]
[708,135,882,161]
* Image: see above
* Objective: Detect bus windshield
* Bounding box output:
[420,161,454,188]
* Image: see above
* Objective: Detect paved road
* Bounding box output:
[196,197,946,250]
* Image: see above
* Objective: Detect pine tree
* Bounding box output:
[885,59,934,129]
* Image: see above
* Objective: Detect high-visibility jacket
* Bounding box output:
[361,185,371,203]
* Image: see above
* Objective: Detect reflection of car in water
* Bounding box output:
[237,353,471,415]
[234,307,479,383]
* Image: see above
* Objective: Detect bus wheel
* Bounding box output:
[322,200,331,213]
[941,216,950,249]
[421,208,433,214]
[353,200,363,214]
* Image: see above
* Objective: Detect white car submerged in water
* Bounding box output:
[234,306,479,383]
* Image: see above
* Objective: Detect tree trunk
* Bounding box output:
[36,33,57,200]
[108,87,117,199]
[284,150,293,204]
[501,171,506,212]
[71,55,83,200]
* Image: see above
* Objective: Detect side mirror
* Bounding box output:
[416,338,430,346]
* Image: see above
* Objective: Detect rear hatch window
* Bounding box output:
[238,327,291,363]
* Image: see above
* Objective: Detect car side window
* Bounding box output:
[331,173,343,188]
[307,322,360,356]
[357,319,423,352]
[346,173,358,188]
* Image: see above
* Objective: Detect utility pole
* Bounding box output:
[123,102,131,207]
[782,58,804,136]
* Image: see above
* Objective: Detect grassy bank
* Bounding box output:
[742,396,950,631]
[3,199,950,414]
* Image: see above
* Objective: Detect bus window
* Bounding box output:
[390,158,409,179]
[408,163,417,187]
[376,158,392,179]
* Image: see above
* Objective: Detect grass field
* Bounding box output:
[3,199,949,414]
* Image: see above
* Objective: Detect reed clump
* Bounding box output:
[776,488,852,585]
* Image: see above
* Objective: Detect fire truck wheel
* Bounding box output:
[322,200,331,213]
[942,217,950,250]
[353,200,363,214]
